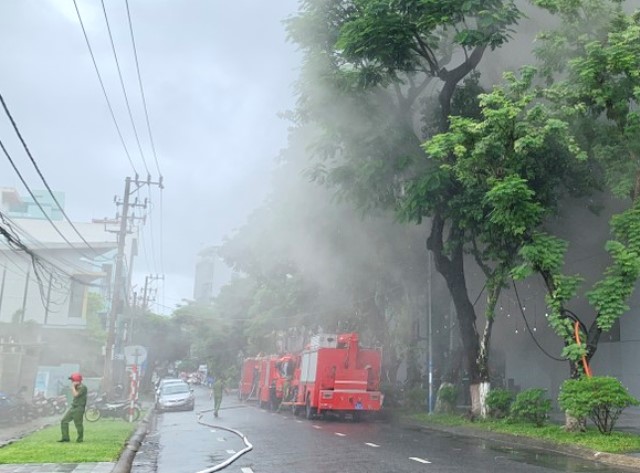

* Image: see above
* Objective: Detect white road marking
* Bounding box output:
[312,424,322,429]
[216,437,225,442]
[281,416,287,419]
[226,449,236,454]
[365,442,380,448]
[209,429,216,433]
[409,457,431,464]
[335,432,346,437]
[241,468,254,473]
[295,420,303,423]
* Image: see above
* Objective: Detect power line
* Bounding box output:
[124,0,161,177]
[72,0,138,175]
[0,212,104,287]
[124,0,165,306]
[3,214,112,276]
[146,190,159,274]
[159,188,165,307]
[0,91,111,261]
[99,0,150,175]
[512,279,565,362]
[0,213,104,314]
[0,137,99,262]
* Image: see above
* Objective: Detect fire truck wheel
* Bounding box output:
[305,397,314,420]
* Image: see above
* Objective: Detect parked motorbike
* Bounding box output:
[47,395,68,414]
[84,393,141,422]
[31,393,55,417]
[0,394,22,425]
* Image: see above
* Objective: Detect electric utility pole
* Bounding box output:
[141,274,164,310]
[103,175,162,392]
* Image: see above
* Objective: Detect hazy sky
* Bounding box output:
[0,0,300,312]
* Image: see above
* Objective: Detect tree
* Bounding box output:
[516,0,640,379]
[288,0,527,413]
[406,67,589,414]
[130,311,191,388]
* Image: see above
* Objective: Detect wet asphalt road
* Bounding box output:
[133,386,626,473]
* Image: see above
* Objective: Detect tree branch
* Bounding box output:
[438,45,487,128]
[471,238,493,279]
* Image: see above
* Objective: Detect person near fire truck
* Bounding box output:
[210,374,228,417]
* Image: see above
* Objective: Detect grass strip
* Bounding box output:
[408,412,640,454]
[0,418,137,464]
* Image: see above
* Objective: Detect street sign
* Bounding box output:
[124,345,147,365]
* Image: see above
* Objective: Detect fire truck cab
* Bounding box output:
[290,333,382,420]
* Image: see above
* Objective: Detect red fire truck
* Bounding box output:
[238,354,295,409]
[290,333,382,420]
[238,357,261,401]
[240,333,382,420]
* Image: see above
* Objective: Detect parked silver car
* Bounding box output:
[155,382,195,412]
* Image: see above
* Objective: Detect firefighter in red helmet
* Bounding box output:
[58,372,88,443]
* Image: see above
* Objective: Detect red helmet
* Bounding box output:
[69,372,83,382]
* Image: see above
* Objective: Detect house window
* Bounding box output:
[68,280,86,318]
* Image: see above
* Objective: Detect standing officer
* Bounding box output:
[59,372,87,443]
[210,374,227,418]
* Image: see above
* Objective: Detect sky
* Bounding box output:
[0,0,301,312]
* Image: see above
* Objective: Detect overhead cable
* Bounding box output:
[99,0,150,175]
[0,212,103,286]
[72,0,138,175]
[0,92,111,261]
[512,279,565,362]
[0,137,100,262]
[2,213,110,275]
[124,0,161,177]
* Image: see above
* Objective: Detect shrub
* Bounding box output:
[438,384,458,412]
[558,376,639,434]
[435,384,457,413]
[510,388,552,426]
[487,388,514,419]
[380,382,400,408]
[406,386,427,410]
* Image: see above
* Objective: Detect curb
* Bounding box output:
[401,420,640,472]
[111,409,155,473]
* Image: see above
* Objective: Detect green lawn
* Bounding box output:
[408,412,640,454]
[0,419,137,464]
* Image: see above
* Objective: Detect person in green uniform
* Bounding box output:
[210,375,226,418]
[59,372,87,443]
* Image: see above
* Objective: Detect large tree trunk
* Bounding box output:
[427,215,482,414]
[469,381,491,419]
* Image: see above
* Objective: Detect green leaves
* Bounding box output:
[588,203,640,331]
[559,376,639,434]
[484,177,543,237]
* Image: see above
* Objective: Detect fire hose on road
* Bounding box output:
[195,407,253,473]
